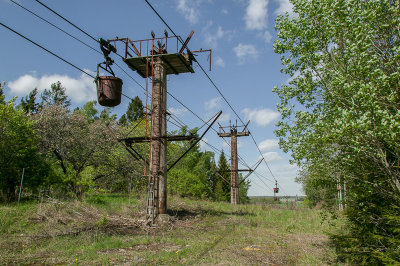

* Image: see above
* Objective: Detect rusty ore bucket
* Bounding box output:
[96,76,123,107]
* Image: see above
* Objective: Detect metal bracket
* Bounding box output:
[97,38,117,77]
[167,110,222,172]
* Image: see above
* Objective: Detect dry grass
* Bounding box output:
[0,194,339,265]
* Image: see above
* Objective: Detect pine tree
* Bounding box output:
[100,108,117,122]
[0,83,5,105]
[41,81,71,108]
[126,96,144,122]
[215,150,230,201]
[119,114,128,126]
[20,88,39,114]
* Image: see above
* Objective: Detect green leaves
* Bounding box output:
[274,0,400,263]
[0,97,51,201]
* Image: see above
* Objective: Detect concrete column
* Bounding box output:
[230,128,239,205]
[151,57,167,215]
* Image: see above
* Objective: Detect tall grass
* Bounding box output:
[0,193,339,265]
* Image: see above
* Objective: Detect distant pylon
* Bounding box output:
[218,120,250,204]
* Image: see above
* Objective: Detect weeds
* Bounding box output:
[0,194,339,265]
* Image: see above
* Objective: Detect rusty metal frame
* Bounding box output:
[108,31,195,63]
[167,110,222,172]
[191,49,212,71]
[238,158,263,186]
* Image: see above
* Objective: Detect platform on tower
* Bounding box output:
[123,53,194,78]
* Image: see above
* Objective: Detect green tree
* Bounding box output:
[0,96,52,202]
[20,88,39,114]
[119,114,128,127]
[80,100,99,122]
[215,150,230,202]
[41,81,71,108]
[34,105,116,196]
[274,0,400,263]
[167,126,218,199]
[238,173,250,204]
[100,108,117,123]
[0,82,5,104]
[126,96,144,122]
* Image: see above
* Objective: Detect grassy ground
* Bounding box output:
[0,193,340,265]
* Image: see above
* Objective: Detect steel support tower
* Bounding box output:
[115,31,200,222]
[218,121,250,204]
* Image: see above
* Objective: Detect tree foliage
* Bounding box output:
[41,81,71,108]
[215,150,230,201]
[126,96,144,123]
[0,92,52,202]
[33,105,117,196]
[0,82,4,104]
[274,0,400,263]
[20,88,39,114]
[1,80,250,205]
[167,127,217,199]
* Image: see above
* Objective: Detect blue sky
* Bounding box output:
[0,0,302,196]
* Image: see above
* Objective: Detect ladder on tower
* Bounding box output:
[145,174,158,224]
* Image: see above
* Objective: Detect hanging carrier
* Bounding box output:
[96,76,122,107]
[96,38,122,107]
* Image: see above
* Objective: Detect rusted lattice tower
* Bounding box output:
[111,31,202,222]
[218,121,250,204]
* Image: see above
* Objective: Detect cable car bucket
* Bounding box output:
[96,38,123,107]
[274,181,279,201]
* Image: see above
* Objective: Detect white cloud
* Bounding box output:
[218,112,231,123]
[245,0,269,30]
[199,137,208,151]
[263,30,272,43]
[215,56,225,67]
[8,72,96,104]
[221,8,228,14]
[204,97,230,123]
[278,164,298,174]
[177,0,201,24]
[233,43,258,63]
[261,151,283,162]
[242,108,280,126]
[274,0,294,16]
[205,96,222,110]
[204,26,225,49]
[259,138,279,152]
[168,107,187,116]
[242,108,280,127]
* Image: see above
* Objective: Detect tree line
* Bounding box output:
[274,0,400,263]
[0,81,249,203]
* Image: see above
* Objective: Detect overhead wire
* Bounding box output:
[32,0,150,99]
[10,0,101,56]
[11,0,148,104]
[144,0,282,186]
[34,0,97,42]
[9,0,278,194]
[20,0,239,167]
[2,19,269,193]
[30,0,248,172]
[0,21,96,79]
[3,2,244,178]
